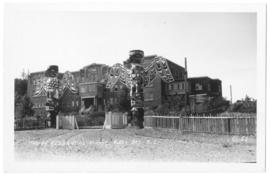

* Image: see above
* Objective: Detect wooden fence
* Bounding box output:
[56,115,79,130]
[103,112,128,129]
[144,114,256,135]
[15,118,46,130]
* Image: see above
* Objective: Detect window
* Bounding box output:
[72,101,74,107]
[144,92,154,101]
[195,83,203,91]
[168,84,173,90]
[172,83,176,90]
[80,86,87,93]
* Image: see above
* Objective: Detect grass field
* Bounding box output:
[14,128,256,162]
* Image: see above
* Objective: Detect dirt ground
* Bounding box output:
[14,128,256,162]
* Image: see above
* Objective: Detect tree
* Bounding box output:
[20,95,34,118]
[14,74,34,119]
[14,78,28,96]
[207,96,230,113]
[228,95,256,113]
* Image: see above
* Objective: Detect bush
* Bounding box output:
[76,111,105,126]
[14,116,46,130]
[227,96,256,113]
[144,109,155,116]
[154,103,170,115]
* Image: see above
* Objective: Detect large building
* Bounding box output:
[167,76,222,113]
[27,51,223,117]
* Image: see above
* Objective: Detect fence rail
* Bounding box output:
[15,118,46,130]
[144,114,256,135]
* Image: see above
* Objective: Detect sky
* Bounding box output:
[4,5,257,102]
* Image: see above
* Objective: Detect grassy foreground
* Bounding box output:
[14,128,256,162]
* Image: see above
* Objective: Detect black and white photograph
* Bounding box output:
[2,1,267,173]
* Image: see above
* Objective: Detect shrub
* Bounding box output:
[154,103,170,115]
[227,96,256,113]
[76,111,105,126]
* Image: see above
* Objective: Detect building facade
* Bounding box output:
[187,77,222,113]
[27,53,223,117]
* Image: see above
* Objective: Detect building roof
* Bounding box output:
[29,71,45,75]
[188,76,221,81]
[142,55,185,69]
[82,63,108,69]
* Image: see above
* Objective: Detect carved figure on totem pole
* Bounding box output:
[44,65,61,126]
[106,50,175,128]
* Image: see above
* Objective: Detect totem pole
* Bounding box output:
[125,50,145,128]
[106,50,175,128]
[44,65,61,127]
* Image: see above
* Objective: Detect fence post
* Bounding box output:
[192,116,195,132]
[56,115,59,129]
[236,115,239,135]
[245,117,249,135]
[72,115,75,129]
[172,117,175,129]
[179,115,182,134]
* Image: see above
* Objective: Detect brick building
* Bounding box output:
[27,52,223,117]
[142,55,186,109]
[187,76,222,113]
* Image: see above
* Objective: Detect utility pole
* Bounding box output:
[184,57,188,114]
[230,85,233,104]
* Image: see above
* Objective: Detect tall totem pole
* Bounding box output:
[125,50,145,128]
[44,65,61,127]
[106,50,175,128]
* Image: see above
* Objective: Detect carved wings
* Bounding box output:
[61,71,78,94]
[33,71,78,97]
[144,56,174,86]
[106,63,131,89]
[33,77,47,96]
[106,56,175,89]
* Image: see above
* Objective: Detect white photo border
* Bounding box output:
[2,1,266,173]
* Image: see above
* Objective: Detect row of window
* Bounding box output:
[79,84,97,93]
[33,100,80,108]
[193,83,222,92]
[108,93,155,103]
[62,100,80,108]
[168,82,220,92]
[109,98,120,104]
[168,82,186,91]
[33,104,45,108]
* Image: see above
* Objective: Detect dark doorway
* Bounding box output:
[83,98,94,108]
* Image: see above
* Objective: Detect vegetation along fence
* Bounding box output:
[15,118,46,130]
[144,114,256,135]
